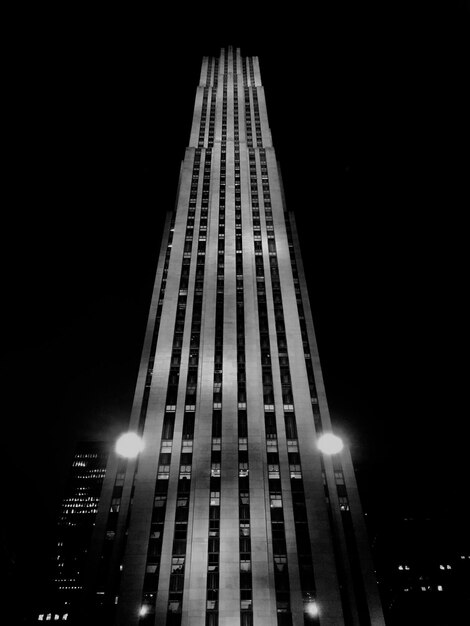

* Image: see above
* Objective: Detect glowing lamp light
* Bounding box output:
[115,432,144,459]
[139,605,149,617]
[306,600,319,617]
[317,433,344,455]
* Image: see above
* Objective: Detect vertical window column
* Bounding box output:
[205,136,225,626]
[165,149,212,626]
[138,150,203,623]
[259,149,318,624]
[235,144,253,626]
[249,148,293,626]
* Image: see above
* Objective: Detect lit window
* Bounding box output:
[158,465,171,479]
[172,557,185,573]
[38,616,44,622]
[437,585,443,591]
[239,462,249,477]
[270,494,282,508]
[334,471,345,485]
[180,465,192,478]
[338,496,349,511]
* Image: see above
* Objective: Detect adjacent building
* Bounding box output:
[371,512,470,624]
[33,441,109,623]
[85,47,385,626]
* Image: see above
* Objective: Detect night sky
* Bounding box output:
[3,3,469,616]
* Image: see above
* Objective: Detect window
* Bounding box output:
[180,465,192,479]
[334,471,345,485]
[171,557,185,573]
[239,462,249,477]
[240,492,250,505]
[270,494,282,508]
[338,496,349,511]
[168,601,182,613]
[161,441,172,454]
[269,464,280,479]
[158,466,170,479]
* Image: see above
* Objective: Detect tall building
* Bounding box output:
[85,47,385,626]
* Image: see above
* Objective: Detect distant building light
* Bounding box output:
[398,565,403,570]
[437,585,443,591]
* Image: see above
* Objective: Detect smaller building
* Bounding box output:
[371,511,469,625]
[31,441,109,624]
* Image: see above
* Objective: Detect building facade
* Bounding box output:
[86,47,385,626]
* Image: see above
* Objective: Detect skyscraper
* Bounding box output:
[86,46,385,626]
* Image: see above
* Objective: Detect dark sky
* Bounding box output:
[3,2,469,608]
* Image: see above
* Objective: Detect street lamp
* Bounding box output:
[306,600,319,617]
[317,432,344,455]
[115,432,145,458]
